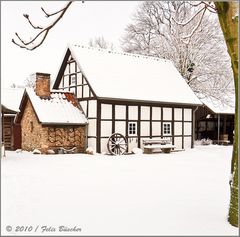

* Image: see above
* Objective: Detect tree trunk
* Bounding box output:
[215,2,238,227]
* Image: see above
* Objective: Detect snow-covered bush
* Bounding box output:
[86,147,94,155]
[195,139,212,146]
[132,148,143,155]
[201,139,212,145]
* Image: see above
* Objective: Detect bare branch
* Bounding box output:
[182,8,206,41]
[12,1,73,50]
[41,5,68,18]
[23,13,43,29]
[172,6,205,26]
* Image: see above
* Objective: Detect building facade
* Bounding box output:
[53,45,202,153]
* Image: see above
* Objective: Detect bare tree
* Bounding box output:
[121,1,234,104]
[214,2,238,227]
[173,1,238,227]
[10,83,17,88]
[24,74,36,88]
[89,36,115,50]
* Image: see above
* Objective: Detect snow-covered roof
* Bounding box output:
[201,96,235,114]
[24,88,88,125]
[67,44,202,105]
[1,88,24,112]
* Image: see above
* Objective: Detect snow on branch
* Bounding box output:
[172,6,205,26]
[182,8,206,40]
[12,1,73,50]
[172,1,217,45]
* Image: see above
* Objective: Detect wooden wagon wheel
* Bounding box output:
[107,133,128,155]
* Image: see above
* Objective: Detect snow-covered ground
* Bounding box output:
[1,145,238,236]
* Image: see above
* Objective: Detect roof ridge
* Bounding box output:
[71,44,171,63]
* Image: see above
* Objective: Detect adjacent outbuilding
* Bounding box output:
[1,88,24,150]
[15,73,88,153]
[195,96,235,144]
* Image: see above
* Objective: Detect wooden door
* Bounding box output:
[13,124,22,150]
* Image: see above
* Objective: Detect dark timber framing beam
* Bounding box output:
[172,108,175,145]
[191,108,194,148]
[182,108,184,149]
[137,105,141,148]
[96,100,101,153]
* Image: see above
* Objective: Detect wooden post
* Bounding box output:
[217,114,220,144]
[223,114,227,134]
[1,110,6,158]
[1,110,4,143]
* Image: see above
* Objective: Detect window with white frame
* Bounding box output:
[128,122,137,135]
[163,122,171,135]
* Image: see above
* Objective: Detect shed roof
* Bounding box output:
[55,45,202,106]
[17,88,88,125]
[1,88,24,113]
[201,96,235,115]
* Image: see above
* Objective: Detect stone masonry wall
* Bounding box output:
[21,99,47,151]
[21,99,86,153]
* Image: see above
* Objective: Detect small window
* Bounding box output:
[70,75,76,85]
[30,121,34,132]
[128,122,137,136]
[163,122,171,135]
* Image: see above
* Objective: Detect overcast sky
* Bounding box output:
[1,1,140,88]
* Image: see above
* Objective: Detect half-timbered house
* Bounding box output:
[53,45,202,153]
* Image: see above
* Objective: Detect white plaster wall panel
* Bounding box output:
[152,122,161,136]
[77,72,82,85]
[152,107,161,120]
[115,105,126,119]
[88,100,97,118]
[101,104,112,119]
[101,138,108,153]
[60,78,64,88]
[163,107,172,120]
[70,87,75,94]
[184,108,192,121]
[141,106,150,120]
[88,138,96,152]
[184,137,192,149]
[64,76,69,87]
[174,137,182,150]
[101,121,112,137]
[115,121,126,136]
[88,119,96,136]
[79,101,87,115]
[141,121,150,136]
[184,122,192,136]
[174,108,182,120]
[174,122,182,136]
[83,85,89,98]
[128,137,138,152]
[129,106,138,120]
[140,138,144,149]
[77,86,82,98]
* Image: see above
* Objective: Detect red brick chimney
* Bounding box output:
[34,72,51,98]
